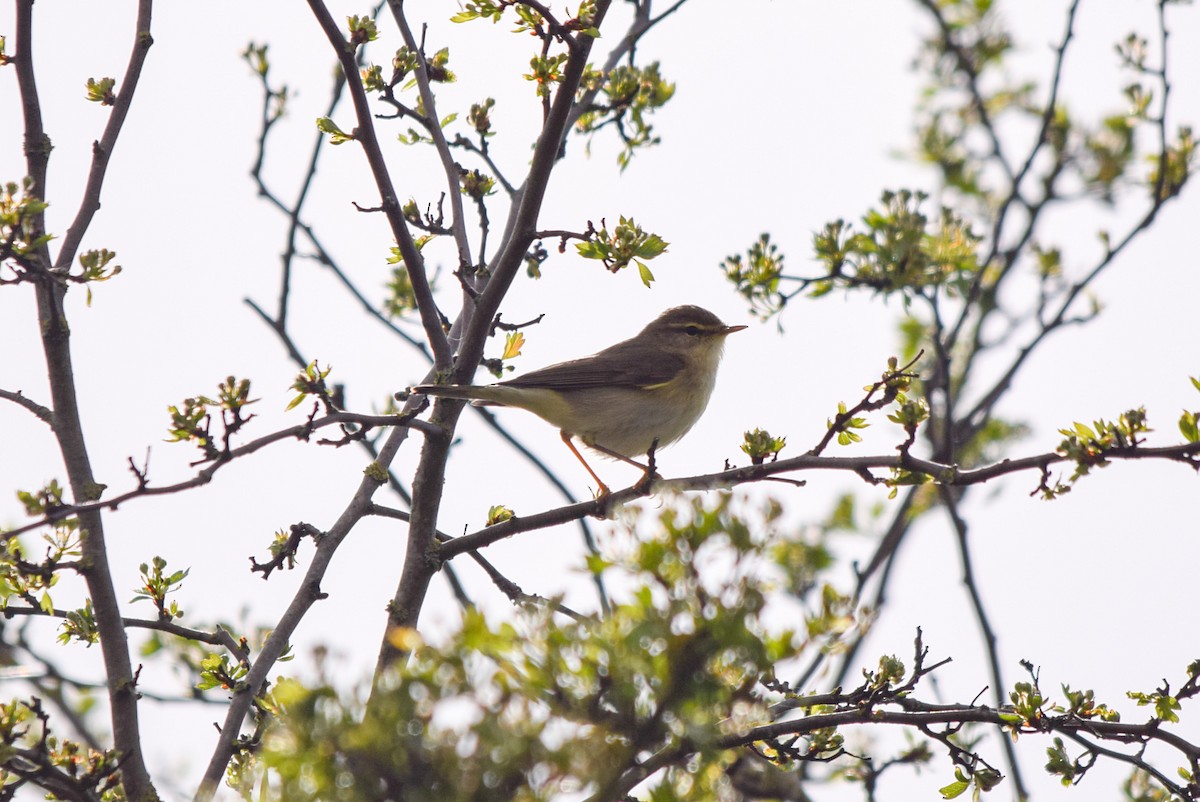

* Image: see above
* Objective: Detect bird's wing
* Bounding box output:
[500,340,684,391]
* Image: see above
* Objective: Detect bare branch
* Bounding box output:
[385,4,476,275]
[939,484,1028,798]
[54,0,156,271]
[455,2,611,381]
[305,0,452,370]
[0,388,53,426]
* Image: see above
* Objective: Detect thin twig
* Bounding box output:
[3,409,437,543]
[54,0,156,271]
[385,3,476,276]
[939,485,1028,799]
[305,0,452,370]
[195,420,416,799]
[0,388,54,426]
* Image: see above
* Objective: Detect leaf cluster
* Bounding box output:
[0,179,52,268]
[811,190,982,300]
[574,216,668,287]
[129,555,189,622]
[249,496,830,800]
[740,428,787,465]
[1042,407,1150,496]
[721,234,786,320]
[0,698,122,800]
[166,376,258,462]
[576,62,676,168]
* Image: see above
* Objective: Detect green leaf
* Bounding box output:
[637,260,655,288]
[85,76,116,104]
[827,493,855,530]
[1179,410,1199,443]
[634,234,667,259]
[1156,695,1181,723]
[486,505,514,526]
[575,241,606,260]
[288,360,334,411]
[468,98,495,135]
[316,117,355,144]
[242,43,269,76]
[459,168,495,199]
[575,62,675,166]
[584,553,612,574]
[723,233,787,319]
[939,775,970,799]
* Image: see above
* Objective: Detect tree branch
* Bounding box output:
[455,1,611,380]
[3,410,437,543]
[439,441,1200,558]
[53,0,156,271]
[0,388,54,426]
[195,422,416,799]
[15,2,160,799]
[3,605,246,659]
[939,484,1028,799]
[305,0,452,370]
[385,2,476,276]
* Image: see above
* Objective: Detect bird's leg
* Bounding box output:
[560,430,612,497]
[581,440,648,472]
[581,438,661,492]
[633,438,661,494]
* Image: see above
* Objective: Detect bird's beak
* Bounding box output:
[721,324,749,335]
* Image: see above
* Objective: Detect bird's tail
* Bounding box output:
[409,384,501,406]
[411,384,472,399]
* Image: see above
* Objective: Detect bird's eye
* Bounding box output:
[684,325,700,336]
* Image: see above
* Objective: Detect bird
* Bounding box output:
[411,305,747,495]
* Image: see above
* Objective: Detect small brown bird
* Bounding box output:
[411,305,746,494]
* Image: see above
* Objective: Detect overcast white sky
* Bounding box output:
[2,1,1199,799]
